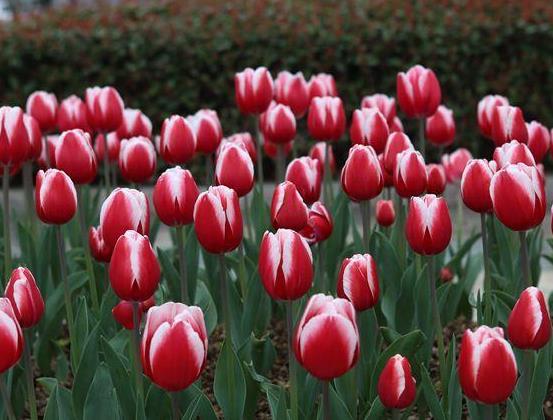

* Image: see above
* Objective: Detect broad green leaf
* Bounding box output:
[214,339,247,420]
[365,397,385,420]
[83,363,120,420]
[72,325,100,418]
[43,385,76,420]
[420,365,445,420]
[194,280,218,335]
[528,340,553,419]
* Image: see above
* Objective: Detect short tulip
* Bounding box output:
[270,181,309,231]
[26,91,58,132]
[341,145,383,201]
[490,105,528,146]
[350,108,389,154]
[4,267,44,328]
[85,86,124,132]
[299,201,333,244]
[261,103,296,144]
[493,140,535,169]
[396,65,441,118]
[394,150,427,198]
[275,71,309,117]
[153,167,199,226]
[0,298,24,373]
[119,136,156,183]
[361,94,396,125]
[441,148,473,183]
[57,95,91,133]
[89,226,111,263]
[337,254,379,311]
[112,297,154,330]
[117,108,152,139]
[215,142,255,197]
[477,95,509,138]
[377,355,416,409]
[425,105,455,146]
[235,67,274,114]
[55,129,97,184]
[426,164,447,195]
[376,199,395,227]
[35,169,77,224]
[159,115,196,165]
[406,194,452,255]
[285,157,322,204]
[307,97,346,141]
[508,287,551,350]
[188,109,223,154]
[460,159,495,213]
[526,121,550,163]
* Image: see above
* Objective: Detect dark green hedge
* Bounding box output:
[1,0,553,159]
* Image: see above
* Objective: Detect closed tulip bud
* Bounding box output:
[275,71,309,117]
[0,106,30,166]
[299,201,333,244]
[394,150,427,198]
[508,287,551,350]
[490,163,545,231]
[35,169,77,224]
[308,142,336,174]
[100,188,150,253]
[4,267,44,328]
[262,103,296,144]
[153,167,199,226]
[119,136,156,183]
[477,95,509,138]
[377,355,416,409]
[376,199,395,227]
[383,132,414,174]
[337,254,379,311]
[341,145,384,201]
[441,148,473,183]
[264,139,293,159]
[285,157,322,204]
[55,129,97,184]
[425,105,455,146]
[396,65,441,118]
[406,194,452,255]
[458,326,517,404]
[378,154,393,187]
[159,115,196,165]
[526,121,550,163]
[307,73,337,99]
[361,94,396,125]
[85,86,124,132]
[220,133,257,163]
[89,226,111,263]
[141,302,208,392]
[259,229,313,300]
[390,116,404,133]
[193,186,243,253]
[294,294,359,380]
[57,95,91,133]
[350,108,389,153]
[112,297,154,330]
[94,132,120,163]
[235,67,274,114]
[117,108,152,139]
[38,135,59,169]
[271,181,309,231]
[0,298,24,373]
[491,105,528,146]
[460,159,495,213]
[493,140,535,169]
[26,91,58,132]
[23,114,42,161]
[307,97,346,141]
[426,164,447,195]
[188,109,223,154]
[440,267,454,283]
[109,230,160,301]
[215,142,255,197]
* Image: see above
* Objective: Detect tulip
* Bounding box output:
[491,105,528,146]
[337,254,379,311]
[426,164,446,195]
[461,159,496,214]
[341,144,383,201]
[0,106,30,166]
[458,326,517,405]
[361,94,396,125]
[188,109,223,155]
[4,267,44,328]
[307,97,346,141]
[220,133,257,163]
[382,132,414,174]
[440,267,454,283]
[390,116,404,133]
[85,86,124,132]
[275,71,309,117]
[23,115,42,161]
[262,103,296,146]
[425,105,455,146]
[55,129,97,184]
[270,181,309,231]
[307,73,337,99]
[215,142,255,197]
[406,194,452,255]
[299,201,333,244]
[526,121,550,162]
[508,287,551,350]
[309,142,336,175]
[235,67,274,114]
[396,65,441,118]
[159,115,196,165]
[258,229,313,300]
[35,169,77,225]
[285,157,322,204]
[119,136,157,184]
[57,95,91,133]
[94,132,120,163]
[26,91,58,132]
[0,298,23,373]
[116,108,152,140]
[112,297,155,330]
[141,302,208,392]
[376,199,395,227]
[153,166,199,226]
[350,108,389,153]
[89,226,111,263]
[393,150,427,198]
[493,140,535,169]
[441,148,473,183]
[378,153,393,188]
[377,355,416,410]
[38,135,59,169]
[477,95,509,138]
[264,139,293,159]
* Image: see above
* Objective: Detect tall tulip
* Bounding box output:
[275,71,309,117]
[349,108,389,153]
[85,86,124,133]
[188,109,223,155]
[307,96,346,142]
[55,129,97,184]
[57,95,91,133]
[116,108,152,139]
[393,150,427,198]
[119,136,156,184]
[159,115,196,165]
[477,94,509,138]
[493,140,535,169]
[425,105,455,147]
[307,73,337,99]
[526,121,550,163]
[377,355,416,410]
[285,157,322,205]
[262,103,295,180]
[337,254,379,311]
[26,91,58,132]
[215,141,255,197]
[270,181,309,232]
[361,94,396,125]
[396,65,441,118]
[490,105,528,146]
[235,67,274,115]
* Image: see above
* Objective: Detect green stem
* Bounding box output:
[23,330,38,420]
[0,374,15,420]
[102,132,111,195]
[205,154,214,186]
[243,193,254,241]
[481,404,496,420]
[2,166,11,283]
[42,135,51,167]
[218,253,232,346]
[131,301,143,399]
[360,200,371,252]
[456,196,463,249]
[175,225,188,303]
[22,162,37,238]
[77,186,99,313]
[286,301,298,420]
[428,255,447,403]
[521,350,534,420]
[170,392,180,420]
[317,242,326,292]
[323,142,332,206]
[392,409,401,420]
[276,144,286,184]
[254,116,264,199]
[481,213,492,325]
[322,381,330,420]
[418,118,425,160]
[238,242,248,296]
[519,231,531,289]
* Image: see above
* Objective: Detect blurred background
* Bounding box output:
[0,0,552,160]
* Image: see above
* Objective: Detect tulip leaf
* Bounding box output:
[420,364,446,420]
[43,385,76,420]
[184,225,200,303]
[157,247,181,301]
[446,335,462,420]
[178,384,218,420]
[72,324,100,419]
[74,295,90,364]
[506,398,520,420]
[528,340,553,419]
[181,394,202,420]
[83,363,121,420]
[214,339,247,420]
[194,280,218,335]
[365,397,385,420]
[144,385,171,419]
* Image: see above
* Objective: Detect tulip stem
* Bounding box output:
[322,381,330,420]
[418,118,425,160]
[170,392,180,420]
[42,135,51,167]
[286,300,298,420]
[456,197,464,249]
[392,409,401,420]
[55,225,77,369]
[519,231,531,289]
[2,166,11,284]
[481,213,492,325]
[22,162,37,238]
[428,255,447,403]
[218,253,232,346]
[243,193,255,241]
[76,186,100,313]
[131,301,143,400]
[0,374,15,420]
[175,225,189,303]
[317,242,327,292]
[205,154,214,186]
[254,116,264,198]
[23,330,38,420]
[102,132,111,195]
[323,142,332,206]
[276,144,286,184]
[521,350,534,420]
[360,200,371,251]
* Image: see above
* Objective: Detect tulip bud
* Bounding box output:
[271,181,309,231]
[141,302,208,392]
[337,254,379,311]
[0,106,31,166]
[153,167,199,226]
[275,71,309,117]
[425,105,455,146]
[299,201,333,244]
[55,129,97,184]
[159,115,196,164]
[116,108,152,140]
[85,86,124,132]
[493,140,535,169]
[58,95,91,133]
[94,132,120,163]
[26,91,58,132]
[460,159,495,213]
[294,294,359,380]
[188,109,223,155]
[341,145,384,202]
[307,97,346,141]
[394,150,427,198]
[508,287,551,350]
[361,94,396,125]
[4,267,44,328]
[235,67,274,114]
[309,142,336,175]
[112,297,154,330]
[220,133,257,163]
[526,121,550,163]
[264,139,293,159]
[119,136,156,183]
[491,105,528,146]
[89,226,111,263]
[396,65,441,118]
[441,148,473,183]
[458,326,517,404]
[193,186,243,254]
[383,132,414,174]
[349,108,389,153]
[376,199,395,227]
[285,157,322,205]
[377,355,416,409]
[109,230,160,301]
[406,194,452,255]
[307,73,337,99]
[261,103,296,144]
[0,298,24,373]
[490,163,545,231]
[258,229,313,300]
[477,95,509,138]
[215,142,255,197]
[35,169,77,224]
[426,164,447,195]
[23,114,42,161]
[440,267,454,283]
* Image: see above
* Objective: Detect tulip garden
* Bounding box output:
[0,64,551,420]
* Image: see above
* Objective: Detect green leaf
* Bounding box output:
[83,363,120,420]
[194,280,218,335]
[184,226,200,303]
[74,296,89,363]
[43,385,76,420]
[528,340,553,419]
[178,384,218,420]
[214,339,247,420]
[72,325,100,418]
[447,335,462,420]
[365,397,385,420]
[420,365,445,420]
